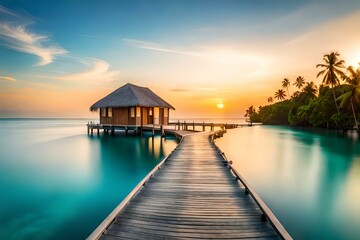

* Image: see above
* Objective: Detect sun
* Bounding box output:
[349,52,360,68]
[217,103,224,109]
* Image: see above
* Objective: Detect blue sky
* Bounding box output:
[1,0,360,117]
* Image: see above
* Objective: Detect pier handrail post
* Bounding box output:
[152,122,155,137]
[193,121,195,131]
[160,124,164,138]
[203,121,205,132]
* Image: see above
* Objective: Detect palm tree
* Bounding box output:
[244,106,255,118]
[291,91,300,99]
[303,81,318,101]
[244,106,256,124]
[343,64,360,85]
[316,51,345,113]
[338,64,360,129]
[293,76,305,90]
[274,89,286,101]
[318,84,329,97]
[282,78,290,97]
[267,97,273,104]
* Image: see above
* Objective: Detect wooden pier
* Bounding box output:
[87,131,291,240]
[169,121,255,131]
[87,121,257,137]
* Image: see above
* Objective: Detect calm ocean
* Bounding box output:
[216,126,360,239]
[2,119,359,239]
[0,119,178,239]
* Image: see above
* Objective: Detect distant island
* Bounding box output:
[245,51,360,131]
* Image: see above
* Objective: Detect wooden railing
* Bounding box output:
[169,121,250,131]
[211,131,292,240]
[86,137,184,240]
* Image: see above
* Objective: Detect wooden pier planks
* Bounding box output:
[97,133,281,239]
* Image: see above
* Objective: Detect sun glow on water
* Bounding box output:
[217,103,224,109]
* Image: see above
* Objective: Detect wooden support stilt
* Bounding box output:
[111,127,114,136]
[91,128,93,136]
[87,124,90,135]
[125,127,128,136]
[97,128,99,136]
[193,121,195,131]
[202,122,205,132]
[160,125,165,138]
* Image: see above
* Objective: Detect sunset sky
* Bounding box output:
[1,0,360,118]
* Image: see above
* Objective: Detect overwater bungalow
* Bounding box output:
[90,83,175,126]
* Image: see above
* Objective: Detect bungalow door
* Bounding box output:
[159,108,164,125]
[148,108,153,124]
[142,108,148,125]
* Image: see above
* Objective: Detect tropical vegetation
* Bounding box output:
[246,52,360,131]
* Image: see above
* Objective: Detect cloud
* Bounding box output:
[123,38,266,68]
[0,5,20,18]
[283,34,309,46]
[193,26,216,32]
[56,58,119,82]
[170,88,188,92]
[78,33,100,38]
[123,38,201,57]
[171,87,217,92]
[0,6,67,66]
[0,75,16,82]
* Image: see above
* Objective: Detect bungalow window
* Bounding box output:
[108,107,112,117]
[149,108,153,116]
[101,108,106,117]
[136,107,141,117]
[164,108,168,117]
[130,107,135,118]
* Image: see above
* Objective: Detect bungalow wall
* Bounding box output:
[100,107,129,125]
[100,106,170,125]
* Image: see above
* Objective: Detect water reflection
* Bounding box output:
[216,126,360,239]
[0,119,178,240]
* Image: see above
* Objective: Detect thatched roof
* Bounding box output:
[90,83,175,111]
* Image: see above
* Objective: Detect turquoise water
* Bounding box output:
[0,119,178,239]
[216,126,360,240]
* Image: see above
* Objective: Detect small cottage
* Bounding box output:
[90,83,175,126]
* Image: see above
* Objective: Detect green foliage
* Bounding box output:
[245,52,359,130]
[308,95,336,128]
[331,112,354,129]
[254,84,357,129]
[258,100,292,125]
[250,112,260,123]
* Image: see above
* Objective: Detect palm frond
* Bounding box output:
[337,91,352,109]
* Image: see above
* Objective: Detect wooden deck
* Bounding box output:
[88,132,291,240]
